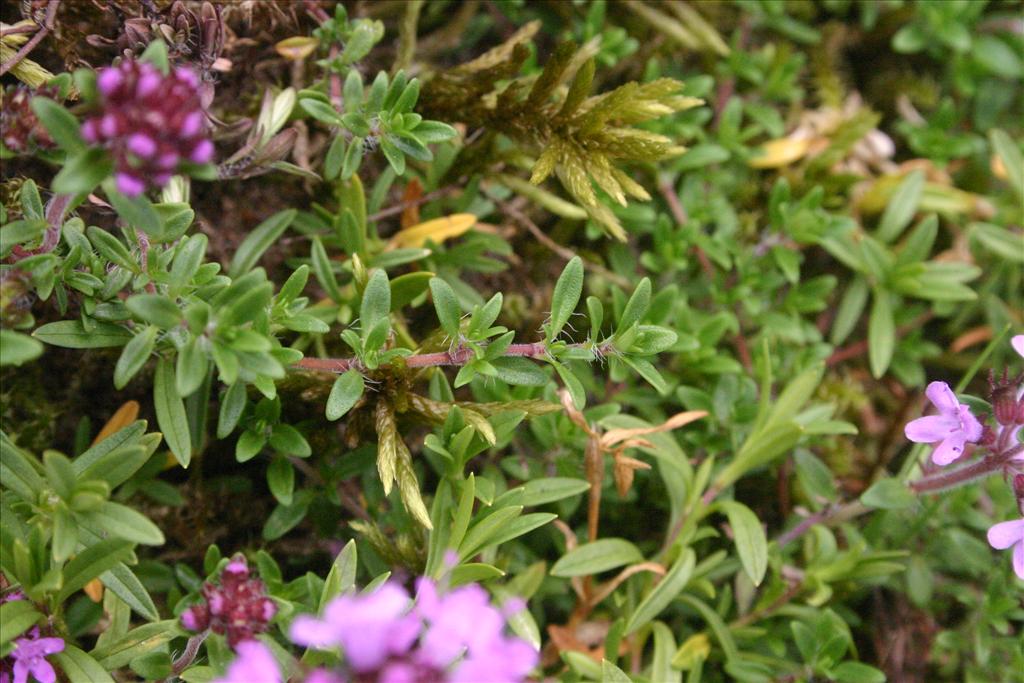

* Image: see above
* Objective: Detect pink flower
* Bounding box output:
[1012,335,1024,359]
[3,633,64,683]
[180,555,277,649]
[213,640,281,683]
[987,518,1024,580]
[905,381,983,466]
[82,60,211,196]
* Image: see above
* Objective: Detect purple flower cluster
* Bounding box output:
[81,60,213,197]
[0,86,57,154]
[905,335,1024,580]
[0,592,65,683]
[180,555,277,648]
[215,578,537,683]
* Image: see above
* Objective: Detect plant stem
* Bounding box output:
[293,341,582,374]
[0,0,60,77]
[169,631,208,677]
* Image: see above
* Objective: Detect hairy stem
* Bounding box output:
[293,341,593,374]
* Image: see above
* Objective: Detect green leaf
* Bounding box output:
[267,456,295,506]
[58,538,134,603]
[626,548,696,634]
[126,295,181,329]
[310,236,342,302]
[150,202,195,242]
[457,506,522,560]
[491,357,549,387]
[228,210,297,277]
[430,277,462,338]
[601,660,632,683]
[100,563,159,621]
[324,134,347,180]
[33,320,132,349]
[217,382,247,438]
[830,277,868,345]
[176,336,208,397]
[548,256,584,341]
[830,662,887,683]
[262,499,309,541]
[91,621,181,670]
[85,501,165,545]
[1,219,47,255]
[860,478,916,510]
[794,450,838,503]
[154,358,192,467]
[113,326,156,389]
[0,600,41,646]
[617,277,652,336]
[300,98,345,126]
[319,540,357,612]
[876,170,924,243]
[719,501,768,586]
[105,186,162,238]
[495,477,591,507]
[269,424,311,457]
[30,98,84,152]
[138,39,170,72]
[0,330,44,366]
[326,369,364,421]
[970,222,1024,263]
[360,269,391,335]
[867,290,894,378]
[52,645,116,683]
[551,538,644,577]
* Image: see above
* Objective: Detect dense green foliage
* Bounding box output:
[1,1,1022,682]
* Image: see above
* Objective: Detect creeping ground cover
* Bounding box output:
[0,1,1022,682]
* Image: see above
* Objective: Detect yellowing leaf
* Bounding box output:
[748,136,812,169]
[275,36,319,61]
[92,401,141,446]
[84,578,104,603]
[390,214,477,248]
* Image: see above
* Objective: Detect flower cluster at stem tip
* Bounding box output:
[82,60,212,197]
[180,555,277,648]
[0,591,65,683]
[905,335,1024,579]
[214,576,538,683]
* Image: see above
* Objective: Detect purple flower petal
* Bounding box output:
[127,133,157,158]
[190,139,214,164]
[1014,541,1024,580]
[987,519,1024,550]
[1012,335,1024,359]
[96,68,123,96]
[288,615,338,648]
[904,415,955,443]
[931,433,966,466]
[214,640,281,683]
[925,381,959,414]
[180,111,203,138]
[115,173,146,197]
[958,405,983,442]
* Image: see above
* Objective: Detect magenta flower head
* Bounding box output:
[213,639,281,683]
[905,381,983,466]
[180,555,277,648]
[288,578,537,682]
[0,624,64,683]
[81,60,212,197]
[987,518,1024,580]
